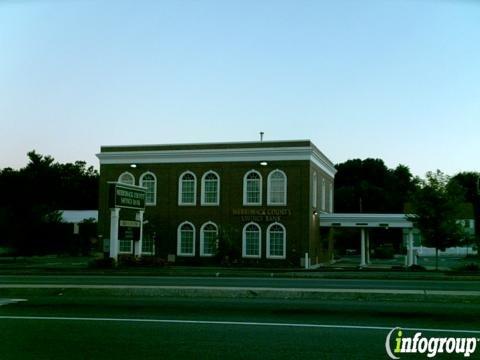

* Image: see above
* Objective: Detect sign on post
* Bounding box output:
[109,183,146,210]
[119,220,141,241]
[107,182,146,260]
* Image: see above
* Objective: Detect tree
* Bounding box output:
[0,151,99,255]
[215,225,241,265]
[408,170,467,270]
[334,159,416,213]
[333,159,418,256]
[450,172,480,258]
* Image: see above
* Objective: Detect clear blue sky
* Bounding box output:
[1,0,479,176]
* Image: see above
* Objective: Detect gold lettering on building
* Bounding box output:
[233,208,291,222]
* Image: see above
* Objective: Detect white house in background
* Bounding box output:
[60,210,98,235]
[405,219,477,256]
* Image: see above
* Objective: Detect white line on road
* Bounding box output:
[0,299,27,306]
[0,315,479,334]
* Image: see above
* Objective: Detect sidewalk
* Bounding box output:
[0,255,478,281]
[1,284,479,304]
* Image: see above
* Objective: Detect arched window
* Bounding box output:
[312,172,318,208]
[118,172,135,185]
[178,171,197,205]
[177,222,195,256]
[242,222,261,258]
[267,223,286,259]
[200,222,218,257]
[243,170,262,206]
[201,171,220,205]
[267,170,287,205]
[140,172,157,206]
[321,178,326,210]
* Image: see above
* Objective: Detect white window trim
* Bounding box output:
[312,172,318,208]
[201,170,220,206]
[139,171,157,206]
[141,246,155,255]
[242,222,261,259]
[243,170,263,206]
[118,171,135,185]
[266,222,286,259]
[267,169,287,206]
[178,171,197,206]
[141,236,155,255]
[118,239,133,254]
[200,221,218,257]
[177,221,196,257]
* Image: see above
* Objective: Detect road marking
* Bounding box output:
[0,316,479,334]
[0,299,27,306]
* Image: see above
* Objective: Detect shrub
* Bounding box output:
[215,226,241,265]
[118,255,137,267]
[88,257,115,269]
[139,256,166,267]
[457,263,479,272]
[408,264,426,271]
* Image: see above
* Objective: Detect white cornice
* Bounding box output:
[97,146,337,178]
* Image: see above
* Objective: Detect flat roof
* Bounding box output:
[101,140,314,153]
[97,139,337,177]
[319,213,414,228]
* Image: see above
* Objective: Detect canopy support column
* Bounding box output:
[360,228,367,267]
[407,228,414,267]
[134,210,144,258]
[366,229,371,265]
[109,208,121,261]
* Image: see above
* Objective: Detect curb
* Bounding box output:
[1,285,479,303]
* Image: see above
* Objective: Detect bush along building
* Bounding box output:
[96,140,336,267]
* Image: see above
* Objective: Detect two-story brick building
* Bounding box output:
[96,140,336,266]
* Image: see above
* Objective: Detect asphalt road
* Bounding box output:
[1,295,479,359]
[0,275,479,291]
